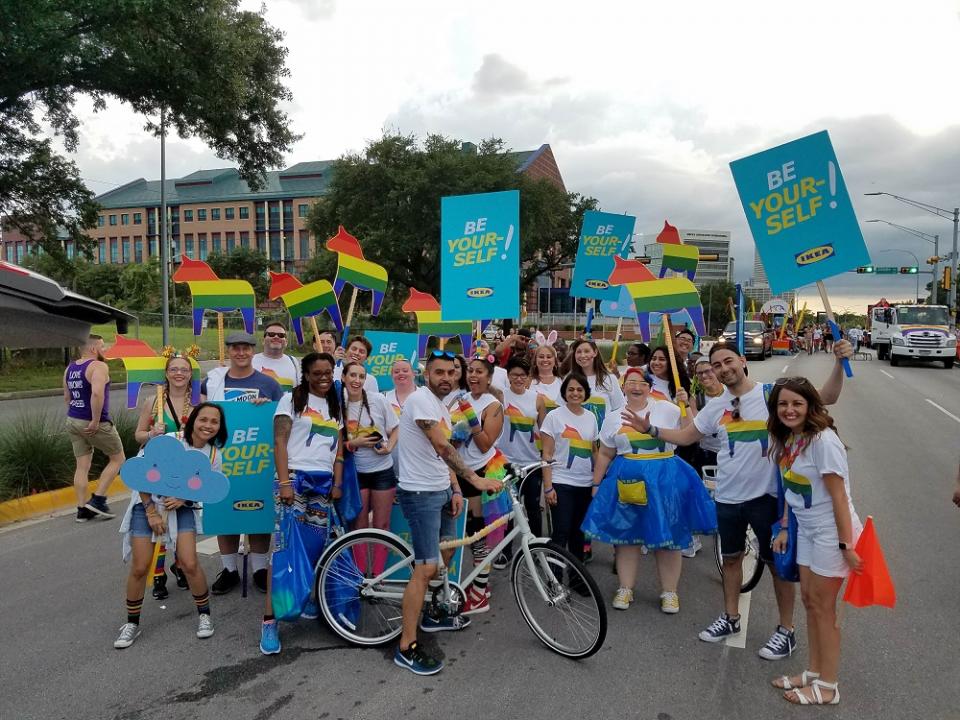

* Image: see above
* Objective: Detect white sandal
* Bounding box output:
[785,679,840,705]
[772,670,820,690]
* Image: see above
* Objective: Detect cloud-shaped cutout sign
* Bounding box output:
[121,434,230,503]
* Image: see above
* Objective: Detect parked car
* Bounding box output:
[717,320,773,360]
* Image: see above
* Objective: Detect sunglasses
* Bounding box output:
[265,331,286,338]
[731,396,741,421]
[774,376,813,387]
[430,350,457,359]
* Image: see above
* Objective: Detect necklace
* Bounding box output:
[780,434,809,471]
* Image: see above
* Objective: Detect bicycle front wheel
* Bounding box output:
[511,540,607,659]
[714,529,765,594]
[316,530,413,646]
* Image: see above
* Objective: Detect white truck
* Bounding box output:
[870,304,955,368]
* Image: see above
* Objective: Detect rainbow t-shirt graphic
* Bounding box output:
[505,404,536,443]
[259,367,294,391]
[562,425,594,469]
[583,396,607,427]
[781,467,813,508]
[719,409,768,457]
[617,425,665,453]
[302,406,339,449]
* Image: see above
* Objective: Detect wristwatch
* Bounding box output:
[838,542,849,550]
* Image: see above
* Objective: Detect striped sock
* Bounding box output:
[193,591,210,616]
[126,597,144,625]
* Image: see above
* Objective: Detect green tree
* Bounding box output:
[699,280,737,337]
[206,248,271,301]
[1,0,298,254]
[76,262,123,305]
[21,252,82,289]
[119,261,161,312]
[307,134,597,301]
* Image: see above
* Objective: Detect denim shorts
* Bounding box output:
[715,494,778,564]
[396,487,458,565]
[129,502,197,538]
[358,467,398,492]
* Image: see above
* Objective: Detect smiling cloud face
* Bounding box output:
[121,435,230,503]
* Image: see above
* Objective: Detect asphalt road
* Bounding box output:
[1,350,957,720]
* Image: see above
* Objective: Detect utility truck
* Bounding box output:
[870,304,955,368]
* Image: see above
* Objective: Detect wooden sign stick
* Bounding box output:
[662,314,687,417]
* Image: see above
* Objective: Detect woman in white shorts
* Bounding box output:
[768,377,863,706]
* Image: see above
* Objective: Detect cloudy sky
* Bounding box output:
[63,0,960,313]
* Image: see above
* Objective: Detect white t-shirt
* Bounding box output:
[397,387,453,492]
[275,393,340,473]
[333,365,381,396]
[599,400,680,456]
[457,393,501,471]
[498,387,541,465]
[252,353,300,394]
[693,382,775,504]
[531,377,562,416]
[383,388,414,419]
[345,394,399,474]
[782,430,857,523]
[813,328,823,340]
[540,404,598,487]
[584,373,625,428]
[649,375,673,403]
[696,392,725,454]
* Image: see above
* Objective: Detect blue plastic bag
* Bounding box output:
[271,505,314,621]
[336,451,362,524]
[773,468,800,583]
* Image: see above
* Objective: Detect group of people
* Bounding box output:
[64,321,868,703]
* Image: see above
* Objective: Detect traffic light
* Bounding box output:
[899,266,918,274]
[943,266,952,290]
[856,265,874,273]
[927,256,940,265]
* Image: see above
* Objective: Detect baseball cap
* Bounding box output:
[225,331,257,346]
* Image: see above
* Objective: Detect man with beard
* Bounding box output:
[64,335,124,522]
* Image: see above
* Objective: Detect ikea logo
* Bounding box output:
[467,287,493,298]
[585,279,609,290]
[233,500,264,511]
[795,244,834,266]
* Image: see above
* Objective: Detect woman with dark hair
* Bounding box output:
[647,346,691,404]
[260,352,343,655]
[497,356,544,536]
[566,338,624,428]
[625,343,650,369]
[767,378,862,706]
[114,402,227,649]
[334,335,380,395]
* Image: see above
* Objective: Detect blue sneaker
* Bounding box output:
[394,642,443,675]
[260,620,281,655]
[420,612,471,633]
[300,599,319,620]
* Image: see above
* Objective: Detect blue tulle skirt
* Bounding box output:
[582,453,717,550]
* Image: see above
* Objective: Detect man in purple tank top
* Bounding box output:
[64,335,126,522]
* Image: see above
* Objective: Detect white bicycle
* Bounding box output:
[702,465,765,594]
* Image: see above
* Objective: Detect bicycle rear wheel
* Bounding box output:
[315,530,413,646]
[511,540,607,659]
[714,528,765,593]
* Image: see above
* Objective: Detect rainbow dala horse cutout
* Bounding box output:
[325,226,389,316]
[607,256,705,342]
[718,409,768,458]
[173,257,255,336]
[402,288,489,357]
[656,221,699,281]
[268,272,344,345]
[102,336,200,409]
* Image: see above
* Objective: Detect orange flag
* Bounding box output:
[842,516,896,608]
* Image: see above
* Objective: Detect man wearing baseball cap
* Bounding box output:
[201,331,283,595]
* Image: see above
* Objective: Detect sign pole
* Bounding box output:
[816,280,853,377]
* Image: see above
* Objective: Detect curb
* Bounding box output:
[0,477,128,526]
[0,382,128,402]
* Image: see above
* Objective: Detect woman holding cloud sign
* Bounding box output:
[115,403,229,649]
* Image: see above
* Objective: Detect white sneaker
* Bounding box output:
[114,622,140,649]
[660,591,680,614]
[196,614,215,639]
[681,536,702,558]
[612,587,633,610]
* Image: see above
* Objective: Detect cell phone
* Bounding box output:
[367,431,384,443]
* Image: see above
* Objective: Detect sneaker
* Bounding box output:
[211,569,240,595]
[171,563,188,589]
[612,587,633,610]
[492,552,510,570]
[583,548,593,564]
[113,622,140,649]
[84,495,116,519]
[681,536,702,558]
[300,599,319,620]
[260,620,281,655]
[660,591,680,614]
[196,614,215,639]
[252,568,268,593]
[461,587,490,615]
[394,641,443,676]
[758,625,796,660]
[75,507,96,523]
[420,612,472,633]
[698,613,741,643]
[152,574,169,600]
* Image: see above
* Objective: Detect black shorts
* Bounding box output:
[458,456,499,499]
[715,494,778,564]
[357,467,398,492]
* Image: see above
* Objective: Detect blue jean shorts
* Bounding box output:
[396,487,458,565]
[129,502,197,538]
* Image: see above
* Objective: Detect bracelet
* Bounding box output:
[278,480,293,487]
[452,490,462,496]
[649,426,660,438]
[543,486,556,494]
[334,483,342,489]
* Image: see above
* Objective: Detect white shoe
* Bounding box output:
[114,622,140,649]
[196,614,215,639]
[681,537,702,558]
[660,591,680,614]
[612,587,633,610]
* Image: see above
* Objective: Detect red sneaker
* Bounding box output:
[461,587,490,615]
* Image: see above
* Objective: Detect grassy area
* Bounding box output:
[0,364,69,393]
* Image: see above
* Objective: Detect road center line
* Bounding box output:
[880,369,895,380]
[196,537,221,556]
[925,398,960,424]
[781,365,789,373]
[725,590,751,649]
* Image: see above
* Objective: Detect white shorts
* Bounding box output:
[795,512,862,578]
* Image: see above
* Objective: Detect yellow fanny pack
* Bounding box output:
[617,478,648,505]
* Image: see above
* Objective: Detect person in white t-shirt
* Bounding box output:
[768,378,862,706]
[332,335,380,395]
[340,362,399,537]
[384,359,418,475]
[565,338,625,428]
[625,341,853,659]
[531,343,563,423]
[252,322,301,394]
[474,339,509,399]
[498,357,544,536]
[393,351,502,676]
[540,372,598,566]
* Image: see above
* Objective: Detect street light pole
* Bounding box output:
[878,249,920,302]
[865,219,940,304]
[159,108,169,346]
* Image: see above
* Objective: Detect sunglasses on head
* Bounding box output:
[430,350,457,359]
[774,376,813,387]
[265,331,286,338]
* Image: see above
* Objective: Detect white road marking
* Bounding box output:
[880,369,895,379]
[781,365,789,373]
[925,399,960,424]
[725,590,751,649]
[196,537,221,556]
